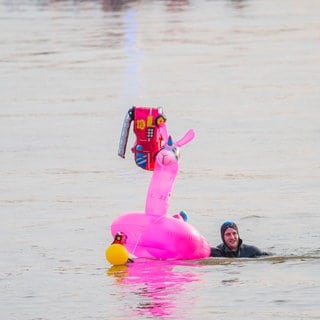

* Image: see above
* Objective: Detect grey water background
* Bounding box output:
[1,0,319,319]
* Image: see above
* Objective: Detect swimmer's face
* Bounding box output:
[223,227,239,251]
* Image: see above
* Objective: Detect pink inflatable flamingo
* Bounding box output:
[111,126,211,260]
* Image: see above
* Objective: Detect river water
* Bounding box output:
[1,0,319,319]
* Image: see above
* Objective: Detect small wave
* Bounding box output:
[199,255,320,265]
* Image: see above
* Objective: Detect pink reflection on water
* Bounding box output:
[107,258,202,318]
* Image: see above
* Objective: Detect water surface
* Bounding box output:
[1,1,319,319]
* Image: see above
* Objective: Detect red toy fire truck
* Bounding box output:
[118,106,166,171]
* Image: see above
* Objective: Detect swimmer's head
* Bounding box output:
[220,221,239,241]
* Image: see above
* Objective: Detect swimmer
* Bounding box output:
[210,221,269,258]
